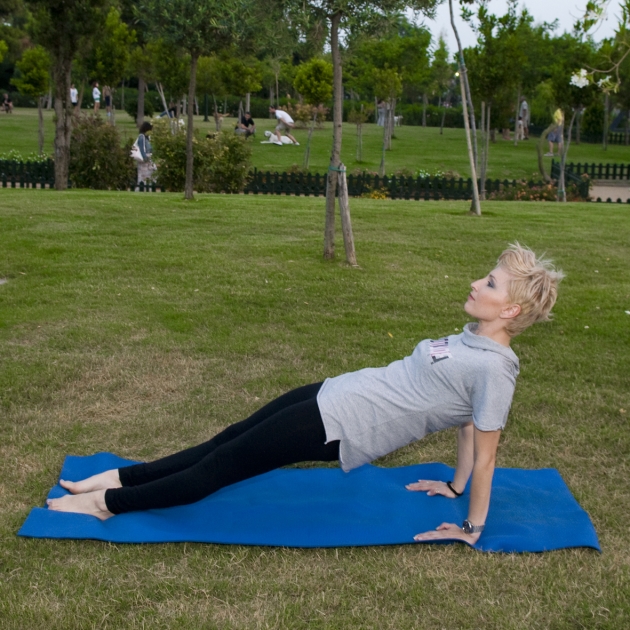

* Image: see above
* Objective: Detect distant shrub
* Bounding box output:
[151,121,251,193]
[123,95,155,122]
[69,115,135,189]
[285,103,328,128]
[486,178,588,202]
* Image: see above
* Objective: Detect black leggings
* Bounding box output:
[104,383,339,514]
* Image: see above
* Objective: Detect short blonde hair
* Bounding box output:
[497,243,565,337]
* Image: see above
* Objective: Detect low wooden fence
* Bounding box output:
[0,159,55,189]
[244,169,590,200]
[243,170,479,200]
[1,160,589,200]
[553,160,630,180]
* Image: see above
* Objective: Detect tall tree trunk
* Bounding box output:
[246,92,250,112]
[449,0,480,215]
[379,112,387,176]
[603,93,609,151]
[338,163,357,266]
[485,105,491,186]
[513,88,520,146]
[576,108,581,144]
[422,93,427,127]
[156,82,168,116]
[303,111,317,170]
[212,94,221,130]
[136,77,144,127]
[537,122,555,182]
[77,82,85,111]
[558,109,578,203]
[479,101,486,201]
[46,86,53,110]
[324,10,343,260]
[38,96,44,155]
[52,56,73,190]
[185,54,198,201]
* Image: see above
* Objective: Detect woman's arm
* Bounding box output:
[411,426,501,544]
[405,421,474,497]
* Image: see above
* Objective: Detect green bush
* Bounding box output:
[123,95,155,122]
[151,121,252,193]
[69,114,136,189]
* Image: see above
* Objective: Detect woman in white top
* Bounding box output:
[47,245,563,545]
[92,83,101,113]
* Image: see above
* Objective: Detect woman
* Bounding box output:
[48,244,563,544]
[135,122,156,186]
[545,108,564,157]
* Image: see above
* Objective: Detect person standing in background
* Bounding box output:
[545,108,564,157]
[269,106,299,145]
[92,82,101,113]
[519,97,529,140]
[135,122,156,186]
[104,86,112,119]
[70,84,78,112]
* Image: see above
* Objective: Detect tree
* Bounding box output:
[548,39,597,201]
[448,0,480,215]
[11,46,50,153]
[83,7,135,123]
[223,55,263,117]
[0,39,7,64]
[150,38,189,119]
[294,57,333,169]
[141,0,244,200]
[430,36,454,134]
[127,43,154,126]
[373,65,402,174]
[288,0,438,264]
[26,0,110,190]
[196,54,225,127]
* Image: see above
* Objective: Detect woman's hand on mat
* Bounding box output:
[405,479,458,498]
[413,523,479,544]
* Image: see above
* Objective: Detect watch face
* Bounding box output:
[462,520,473,534]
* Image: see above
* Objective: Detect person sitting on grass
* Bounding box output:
[48,244,563,545]
[2,93,13,113]
[235,111,256,137]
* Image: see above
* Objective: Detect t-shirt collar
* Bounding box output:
[461,323,519,368]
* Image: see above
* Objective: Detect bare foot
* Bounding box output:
[59,469,121,495]
[47,490,114,520]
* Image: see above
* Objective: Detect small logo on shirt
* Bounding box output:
[429,338,451,364]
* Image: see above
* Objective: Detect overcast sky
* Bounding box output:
[421,0,624,52]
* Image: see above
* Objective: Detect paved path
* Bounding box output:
[590,182,630,202]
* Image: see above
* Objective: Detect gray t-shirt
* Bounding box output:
[317,323,519,472]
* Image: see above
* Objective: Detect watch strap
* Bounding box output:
[462,519,485,534]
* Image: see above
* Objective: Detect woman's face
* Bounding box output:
[464,266,514,324]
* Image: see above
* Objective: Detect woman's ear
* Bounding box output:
[500,303,521,320]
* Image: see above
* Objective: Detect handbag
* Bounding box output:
[130,138,144,162]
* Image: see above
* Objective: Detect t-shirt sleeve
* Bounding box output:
[470,360,517,431]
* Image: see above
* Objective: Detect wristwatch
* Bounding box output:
[462,520,485,535]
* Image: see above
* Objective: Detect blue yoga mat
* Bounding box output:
[18,453,600,553]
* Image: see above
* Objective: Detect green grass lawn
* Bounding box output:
[0,190,629,629]
[4,106,630,180]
